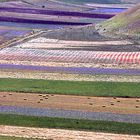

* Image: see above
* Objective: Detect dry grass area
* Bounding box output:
[0,92,140,115]
[15,37,132,49]
[0,125,140,140]
[1,60,140,69]
[0,70,140,82]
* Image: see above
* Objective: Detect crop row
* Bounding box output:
[89,8,126,13]
[0,29,32,45]
[0,29,30,37]
[0,16,90,25]
[0,48,140,64]
[0,63,140,75]
[0,1,29,8]
[0,7,114,19]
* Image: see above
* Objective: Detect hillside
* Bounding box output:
[58,0,140,4]
[121,0,140,4]
[58,0,122,4]
[96,3,140,44]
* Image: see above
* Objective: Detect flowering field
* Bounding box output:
[0,7,114,19]
[0,28,32,45]
[0,48,139,64]
[0,64,140,75]
[0,1,118,27]
[89,8,126,13]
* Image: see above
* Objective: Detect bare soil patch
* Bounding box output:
[15,37,140,52]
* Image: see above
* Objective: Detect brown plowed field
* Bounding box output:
[0,92,140,115]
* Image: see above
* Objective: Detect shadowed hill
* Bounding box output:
[96,3,140,44]
[58,0,139,4]
[58,0,122,4]
[121,0,140,4]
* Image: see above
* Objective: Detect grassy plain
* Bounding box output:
[0,114,140,135]
[0,78,139,97]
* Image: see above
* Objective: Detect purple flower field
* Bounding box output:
[0,7,114,19]
[89,8,126,13]
[0,64,140,75]
[0,16,91,25]
[0,28,32,45]
[2,30,30,37]
[0,105,140,123]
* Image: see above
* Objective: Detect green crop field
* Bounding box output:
[0,114,140,135]
[0,78,140,97]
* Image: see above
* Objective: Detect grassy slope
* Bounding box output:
[0,136,40,140]
[121,0,140,4]
[58,0,121,4]
[96,3,140,36]
[0,78,140,97]
[0,114,140,135]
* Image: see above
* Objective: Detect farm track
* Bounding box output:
[0,28,33,47]
[0,125,140,140]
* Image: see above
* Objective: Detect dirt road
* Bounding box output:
[0,125,140,140]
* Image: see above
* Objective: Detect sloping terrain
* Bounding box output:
[58,0,122,4]
[121,0,140,4]
[57,0,139,4]
[96,3,140,44]
[42,25,110,41]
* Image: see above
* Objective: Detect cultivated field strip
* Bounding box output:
[0,105,140,123]
[0,28,32,45]
[89,8,126,13]
[0,92,139,115]
[0,48,140,64]
[1,125,140,140]
[0,1,33,8]
[0,7,114,19]
[0,16,91,26]
[0,64,140,75]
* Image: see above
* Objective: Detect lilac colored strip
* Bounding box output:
[0,16,90,25]
[0,64,140,75]
[90,8,125,13]
[0,7,114,19]
[0,105,140,123]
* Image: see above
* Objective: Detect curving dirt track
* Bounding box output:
[0,125,140,140]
